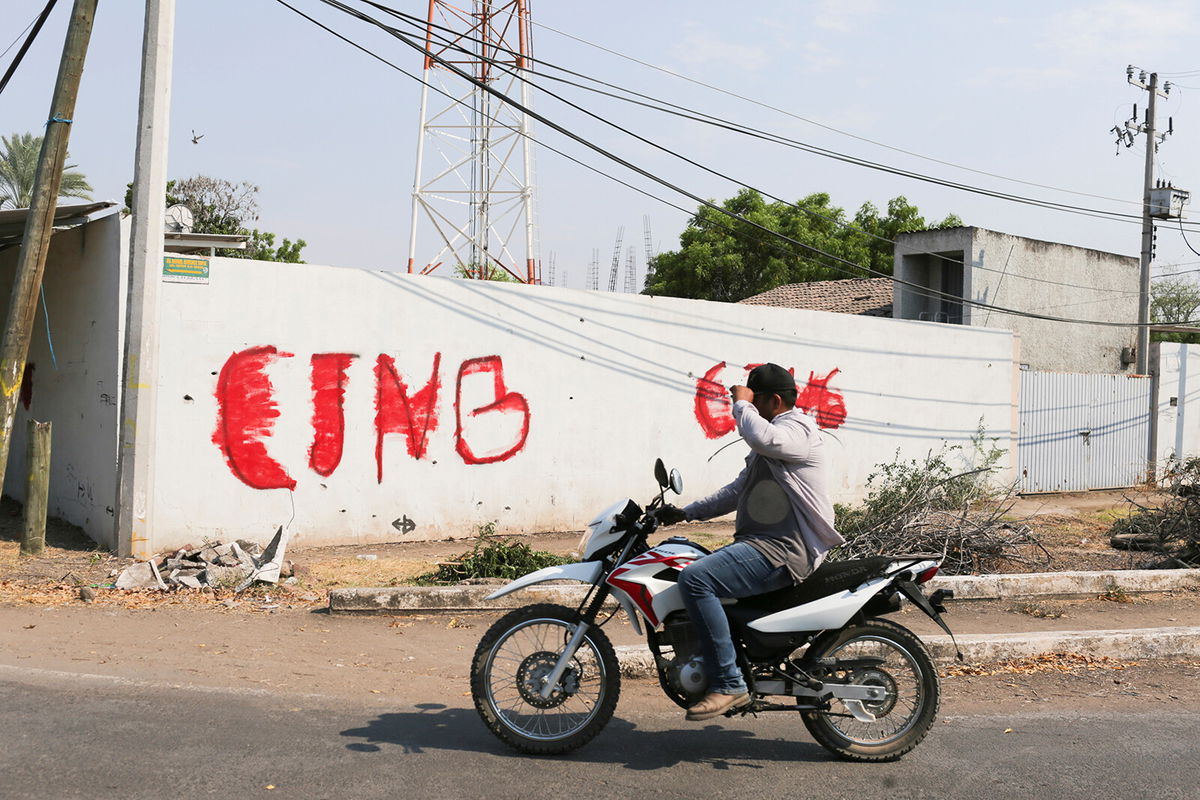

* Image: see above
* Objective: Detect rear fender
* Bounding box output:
[748,575,892,633]
[484,561,604,600]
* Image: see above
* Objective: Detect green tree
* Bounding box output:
[124,175,307,263]
[1151,274,1200,345]
[643,188,960,302]
[452,262,522,282]
[0,132,92,209]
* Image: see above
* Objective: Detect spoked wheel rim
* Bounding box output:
[482,617,608,742]
[822,635,926,746]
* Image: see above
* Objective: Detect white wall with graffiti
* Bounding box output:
[149,256,1019,551]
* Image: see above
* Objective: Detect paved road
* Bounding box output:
[3,666,1195,799]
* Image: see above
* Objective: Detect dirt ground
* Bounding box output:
[0,488,1183,609]
[2,599,1198,716]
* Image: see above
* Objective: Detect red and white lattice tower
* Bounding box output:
[406,1,537,283]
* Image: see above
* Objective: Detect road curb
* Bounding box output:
[613,626,1200,675]
[327,568,1200,615]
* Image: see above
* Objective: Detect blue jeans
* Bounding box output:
[677,542,793,695]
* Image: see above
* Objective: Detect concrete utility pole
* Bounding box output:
[0,0,98,495]
[1119,68,1173,375]
[116,0,175,558]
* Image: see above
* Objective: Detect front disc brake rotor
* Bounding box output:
[848,667,898,716]
[515,651,580,709]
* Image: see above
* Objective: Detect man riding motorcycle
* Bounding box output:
[660,362,845,721]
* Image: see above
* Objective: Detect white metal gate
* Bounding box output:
[1018,371,1151,493]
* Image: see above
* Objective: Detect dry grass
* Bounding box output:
[942,652,1139,678]
[301,556,436,588]
[1014,600,1066,619]
[0,580,325,610]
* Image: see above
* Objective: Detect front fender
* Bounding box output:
[484,561,604,600]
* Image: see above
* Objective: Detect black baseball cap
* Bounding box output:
[746,363,795,395]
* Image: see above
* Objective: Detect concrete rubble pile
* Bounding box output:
[114,526,292,592]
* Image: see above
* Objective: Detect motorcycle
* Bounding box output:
[470,459,958,761]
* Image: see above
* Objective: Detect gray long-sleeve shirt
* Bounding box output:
[682,401,844,583]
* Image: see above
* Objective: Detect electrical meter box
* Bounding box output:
[1149,185,1190,219]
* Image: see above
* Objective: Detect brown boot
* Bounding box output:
[685,691,750,721]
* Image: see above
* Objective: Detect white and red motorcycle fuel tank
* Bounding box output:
[604,539,706,628]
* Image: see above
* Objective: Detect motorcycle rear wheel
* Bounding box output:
[471,603,620,755]
[800,618,940,762]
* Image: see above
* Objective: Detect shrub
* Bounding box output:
[415,523,571,584]
[1109,456,1200,567]
[831,426,1046,574]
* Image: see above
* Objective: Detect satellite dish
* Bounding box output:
[165,204,194,233]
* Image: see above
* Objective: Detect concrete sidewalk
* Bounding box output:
[328,568,1200,613]
[329,568,1200,668]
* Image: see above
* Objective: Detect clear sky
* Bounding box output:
[5,0,1200,301]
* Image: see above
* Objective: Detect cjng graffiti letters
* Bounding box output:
[375,353,441,478]
[213,345,297,490]
[213,346,531,490]
[693,361,846,439]
[310,353,355,478]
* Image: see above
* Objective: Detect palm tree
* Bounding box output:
[0,132,93,209]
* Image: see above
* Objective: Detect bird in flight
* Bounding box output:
[191,129,204,144]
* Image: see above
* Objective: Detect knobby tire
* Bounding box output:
[800,617,940,762]
[471,603,620,755]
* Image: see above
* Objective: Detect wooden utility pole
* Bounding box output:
[116,0,175,558]
[20,420,52,557]
[0,0,97,494]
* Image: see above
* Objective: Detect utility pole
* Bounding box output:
[0,0,97,495]
[1117,67,1173,374]
[116,0,176,558]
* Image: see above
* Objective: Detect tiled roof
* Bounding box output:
[737,278,893,316]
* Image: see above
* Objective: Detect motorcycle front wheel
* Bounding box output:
[471,603,620,755]
[800,618,940,762]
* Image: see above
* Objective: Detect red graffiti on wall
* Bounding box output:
[375,353,442,481]
[213,347,531,490]
[692,361,847,439]
[212,345,297,490]
[796,368,847,429]
[694,361,735,440]
[309,353,355,477]
[455,355,531,465]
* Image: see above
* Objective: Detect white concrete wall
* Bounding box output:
[147,258,1018,551]
[896,228,1138,374]
[1155,342,1200,465]
[0,215,123,547]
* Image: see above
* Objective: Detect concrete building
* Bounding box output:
[893,227,1139,374]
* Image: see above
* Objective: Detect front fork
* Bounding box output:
[538,585,612,700]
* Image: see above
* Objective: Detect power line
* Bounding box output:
[365,1,1171,228]
[0,13,40,62]
[519,10,1167,213]
[0,0,58,98]
[307,0,1164,326]
[283,0,1193,329]
[1179,218,1200,260]
[351,2,1159,299]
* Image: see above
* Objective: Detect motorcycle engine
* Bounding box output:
[659,615,709,701]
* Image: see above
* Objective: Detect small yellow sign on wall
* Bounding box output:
[163,256,210,284]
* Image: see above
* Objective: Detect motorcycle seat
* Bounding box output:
[734,556,893,615]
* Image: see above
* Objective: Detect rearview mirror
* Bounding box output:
[669,468,683,495]
[654,458,668,488]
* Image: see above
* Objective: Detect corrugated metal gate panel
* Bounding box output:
[1019,372,1089,492]
[1088,375,1150,489]
[1018,371,1150,493]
